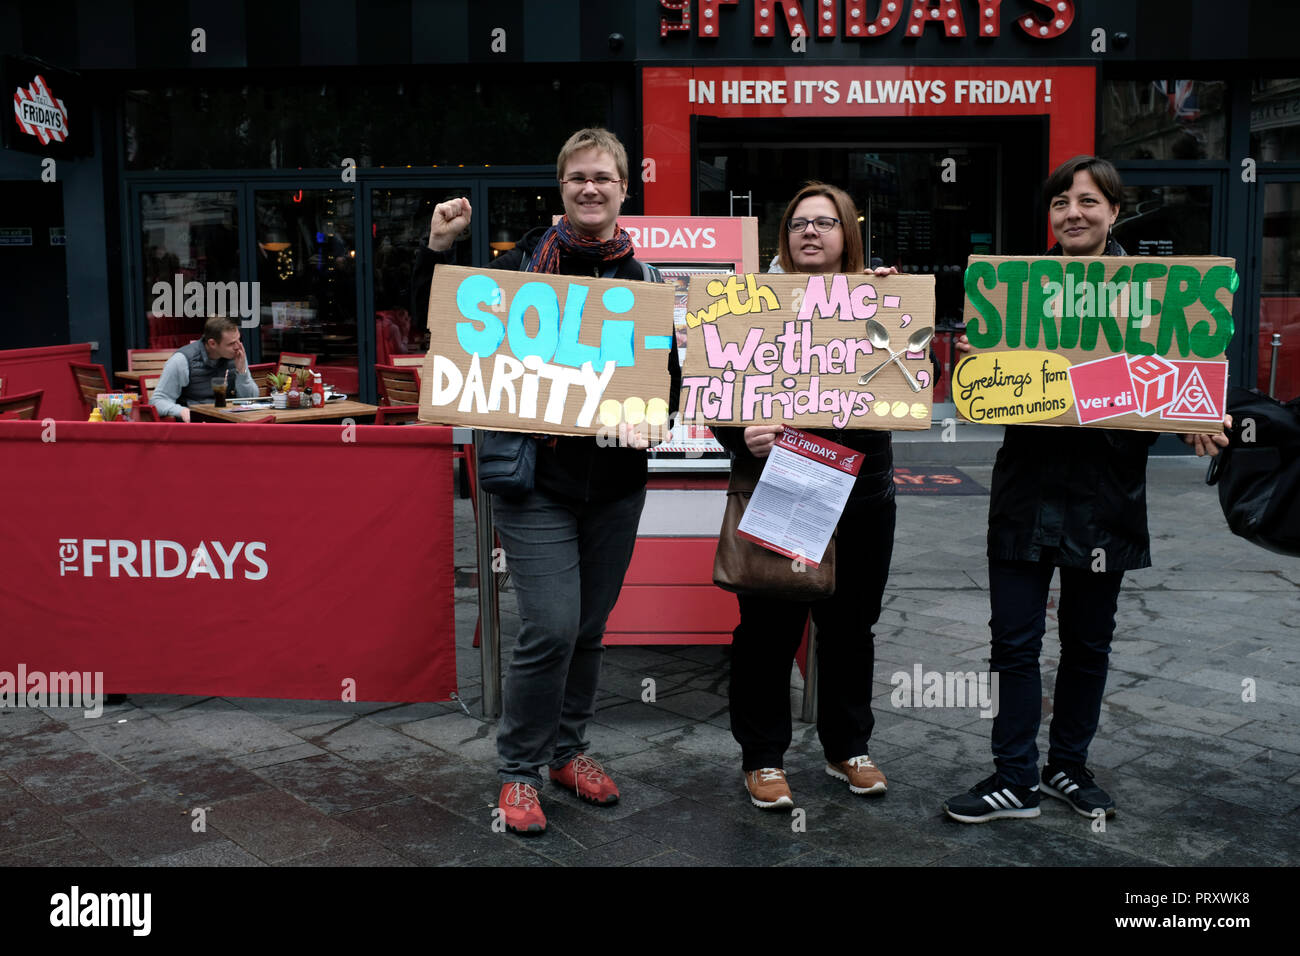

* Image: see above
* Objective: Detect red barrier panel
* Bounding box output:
[0,421,456,701]
[0,343,92,420]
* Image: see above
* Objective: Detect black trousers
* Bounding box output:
[987,556,1124,787]
[729,488,896,770]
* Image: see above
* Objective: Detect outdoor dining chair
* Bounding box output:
[0,389,44,420]
[375,364,421,406]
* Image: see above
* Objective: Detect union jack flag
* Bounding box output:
[1154,80,1201,122]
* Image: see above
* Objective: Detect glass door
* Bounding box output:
[254,188,358,394]
[1255,177,1300,399]
[136,189,242,348]
[369,184,477,365]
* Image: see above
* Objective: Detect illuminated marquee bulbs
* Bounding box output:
[903,0,966,37]
[660,0,1074,42]
[659,0,691,37]
[846,0,898,37]
[1018,0,1074,38]
[752,0,817,38]
[697,0,739,36]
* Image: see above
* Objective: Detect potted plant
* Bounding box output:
[97,397,124,422]
[266,372,290,409]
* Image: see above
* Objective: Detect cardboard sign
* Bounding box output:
[680,272,936,430]
[419,265,675,435]
[957,255,1236,435]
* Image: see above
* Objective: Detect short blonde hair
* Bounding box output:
[556,127,629,183]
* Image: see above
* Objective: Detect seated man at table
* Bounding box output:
[151,317,257,422]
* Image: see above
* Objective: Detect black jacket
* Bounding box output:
[987,237,1156,570]
[413,227,681,504]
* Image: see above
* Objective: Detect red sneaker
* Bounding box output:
[498,782,546,835]
[549,754,620,805]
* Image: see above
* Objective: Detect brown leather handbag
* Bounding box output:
[712,455,836,601]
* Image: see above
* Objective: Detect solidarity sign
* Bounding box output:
[680,273,936,430]
[957,255,1236,435]
[419,265,675,435]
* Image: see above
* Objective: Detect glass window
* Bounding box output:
[139,191,240,348]
[255,189,357,391]
[1251,79,1300,162]
[486,186,563,263]
[1258,182,1300,398]
[696,141,998,324]
[124,73,612,171]
[371,186,475,361]
[1112,184,1215,256]
[1100,80,1227,161]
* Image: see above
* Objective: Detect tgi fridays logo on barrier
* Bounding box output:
[58,538,269,580]
[13,74,68,146]
[956,255,1236,434]
[681,272,936,430]
[420,265,675,435]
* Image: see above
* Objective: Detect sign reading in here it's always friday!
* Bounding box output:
[680,272,936,430]
[419,265,675,436]
[956,256,1236,435]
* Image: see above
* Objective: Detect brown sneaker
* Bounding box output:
[826,755,887,795]
[744,767,794,809]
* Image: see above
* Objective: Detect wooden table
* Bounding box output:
[114,370,154,386]
[189,399,378,424]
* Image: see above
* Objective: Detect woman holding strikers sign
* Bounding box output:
[945,156,1230,824]
[713,182,901,810]
[413,128,678,836]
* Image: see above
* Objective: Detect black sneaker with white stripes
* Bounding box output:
[1041,764,1116,818]
[943,774,1041,823]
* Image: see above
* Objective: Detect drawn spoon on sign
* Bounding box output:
[858,323,933,390]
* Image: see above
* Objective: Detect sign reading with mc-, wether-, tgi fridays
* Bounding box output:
[680,272,936,430]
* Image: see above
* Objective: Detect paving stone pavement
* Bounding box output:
[3,458,1297,867]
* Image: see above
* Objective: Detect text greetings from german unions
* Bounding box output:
[958,256,1236,435]
[680,272,936,431]
[420,265,675,436]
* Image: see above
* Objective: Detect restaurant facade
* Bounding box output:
[1,0,1297,403]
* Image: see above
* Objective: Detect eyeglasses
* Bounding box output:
[559,175,625,187]
[787,216,841,234]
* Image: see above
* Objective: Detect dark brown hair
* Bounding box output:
[777,181,865,273]
[1042,155,1123,210]
[202,316,240,345]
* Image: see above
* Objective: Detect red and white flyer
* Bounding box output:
[735,426,864,568]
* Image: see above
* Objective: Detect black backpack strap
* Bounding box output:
[639,260,665,283]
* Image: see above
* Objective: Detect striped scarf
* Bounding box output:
[527,215,635,275]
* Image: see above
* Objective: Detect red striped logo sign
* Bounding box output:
[13,74,69,145]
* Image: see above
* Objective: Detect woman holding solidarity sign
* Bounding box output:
[944,156,1230,824]
[713,182,902,811]
[412,128,678,836]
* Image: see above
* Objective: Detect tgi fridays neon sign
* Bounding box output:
[660,0,1075,40]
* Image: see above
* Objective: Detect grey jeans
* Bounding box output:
[491,486,646,787]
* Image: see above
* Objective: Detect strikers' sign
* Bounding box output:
[956,255,1236,434]
[419,265,675,436]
